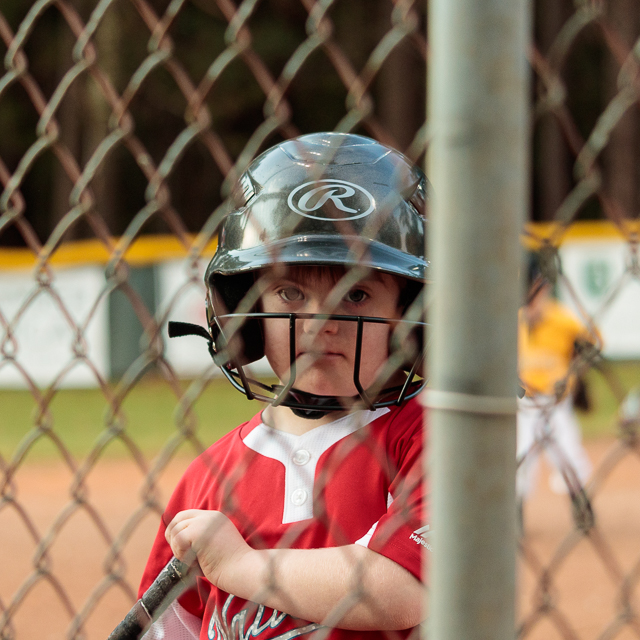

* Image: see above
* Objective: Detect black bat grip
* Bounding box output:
[107,556,190,640]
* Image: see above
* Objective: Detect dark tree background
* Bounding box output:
[533,0,640,222]
[0,0,638,248]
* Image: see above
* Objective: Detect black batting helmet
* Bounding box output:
[173,132,429,416]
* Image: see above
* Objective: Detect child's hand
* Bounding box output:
[165,509,250,590]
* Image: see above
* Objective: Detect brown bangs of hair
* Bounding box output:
[260,264,421,312]
[281,264,346,287]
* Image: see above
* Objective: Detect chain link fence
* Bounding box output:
[520,2,640,638]
[0,0,638,639]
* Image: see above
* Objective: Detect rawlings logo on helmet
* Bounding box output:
[287,179,375,221]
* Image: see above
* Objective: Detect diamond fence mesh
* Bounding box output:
[0,1,638,639]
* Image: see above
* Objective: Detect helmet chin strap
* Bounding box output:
[290,407,336,420]
[276,387,350,420]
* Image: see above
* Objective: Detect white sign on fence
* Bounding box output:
[156,259,213,378]
[156,259,274,379]
[559,239,640,358]
[1,238,636,389]
[0,266,109,388]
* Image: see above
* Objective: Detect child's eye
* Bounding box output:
[278,287,304,302]
[345,289,368,304]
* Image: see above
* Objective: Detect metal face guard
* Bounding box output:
[176,313,426,414]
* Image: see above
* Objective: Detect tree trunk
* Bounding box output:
[534,0,573,221]
[604,0,639,220]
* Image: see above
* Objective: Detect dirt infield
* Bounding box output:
[2,437,639,639]
[518,437,640,640]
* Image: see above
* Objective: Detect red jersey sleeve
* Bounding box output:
[356,405,429,583]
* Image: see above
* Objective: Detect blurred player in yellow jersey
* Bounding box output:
[517,258,600,501]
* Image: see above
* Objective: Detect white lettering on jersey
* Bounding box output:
[243,408,389,524]
[409,524,432,552]
[208,594,323,640]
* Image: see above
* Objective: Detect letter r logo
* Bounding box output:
[288,179,375,220]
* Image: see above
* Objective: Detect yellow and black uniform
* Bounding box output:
[517,297,598,498]
[518,299,595,398]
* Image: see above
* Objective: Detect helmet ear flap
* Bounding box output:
[207,273,265,366]
[402,325,425,374]
[393,282,425,373]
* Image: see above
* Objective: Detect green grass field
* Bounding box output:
[0,376,258,462]
[0,361,638,462]
[578,360,640,438]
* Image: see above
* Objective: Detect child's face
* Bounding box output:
[259,269,404,399]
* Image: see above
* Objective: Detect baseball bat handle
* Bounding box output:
[107,556,190,640]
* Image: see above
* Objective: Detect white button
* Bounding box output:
[292,449,311,465]
[291,489,308,506]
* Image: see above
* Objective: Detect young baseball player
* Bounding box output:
[517,257,600,500]
[138,132,429,639]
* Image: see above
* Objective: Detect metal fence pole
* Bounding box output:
[426,0,529,638]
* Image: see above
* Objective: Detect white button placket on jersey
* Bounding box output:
[290,449,312,508]
[286,447,315,521]
[242,408,390,524]
[292,449,311,466]
[291,488,308,505]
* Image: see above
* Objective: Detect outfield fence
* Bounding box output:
[0,1,639,639]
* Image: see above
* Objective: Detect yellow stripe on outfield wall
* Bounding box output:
[522,220,638,248]
[0,220,637,270]
[0,235,218,270]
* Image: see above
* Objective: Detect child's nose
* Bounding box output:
[302,316,339,337]
[301,299,340,335]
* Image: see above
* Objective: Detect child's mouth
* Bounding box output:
[298,351,343,360]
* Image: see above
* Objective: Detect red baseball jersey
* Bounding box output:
[139,397,428,639]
